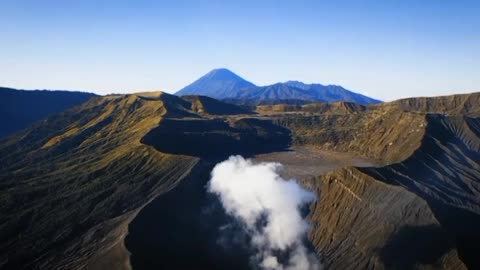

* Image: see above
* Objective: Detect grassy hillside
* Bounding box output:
[0,93,199,269]
[0,92,289,269]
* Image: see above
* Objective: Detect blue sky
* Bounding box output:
[1,0,479,101]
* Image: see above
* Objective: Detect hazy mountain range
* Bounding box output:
[175,68,381,105]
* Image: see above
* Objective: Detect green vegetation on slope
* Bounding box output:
[0,92,289,270]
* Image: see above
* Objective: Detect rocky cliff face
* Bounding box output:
[308,168,465,270]
[273,108,426,164]
[303,115,480,269]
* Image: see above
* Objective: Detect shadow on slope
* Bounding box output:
[141,118,292,158]
[0,94,200,270]
[380,224,455,270]
[125,162,253,270]
[0,87,96,138]
[181,95,253,115]
[360,115,480,269]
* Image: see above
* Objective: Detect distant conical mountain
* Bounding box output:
[175,68,256,99]
[175,68,381,105]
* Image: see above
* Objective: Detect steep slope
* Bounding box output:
[175,68,380,105]
[0,92,289,270]
[0,93,198,270]
[306,115,480,269]
[262,96,479,269]
[175,68,256,98]
[308,167,465,270]
[273,107,426,164]
[360,115,480,269]
[0,87,96,138]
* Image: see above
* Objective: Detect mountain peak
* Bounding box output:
[175,68,256,98]
[207,67,234,74]
[203,68,242,80]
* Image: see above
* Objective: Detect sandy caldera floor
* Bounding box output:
[254,146,376,181]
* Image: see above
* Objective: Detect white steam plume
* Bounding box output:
[208,156,321,270]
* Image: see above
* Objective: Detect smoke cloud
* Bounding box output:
[208,156,321,270]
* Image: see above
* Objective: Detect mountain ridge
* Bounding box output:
[175,68,381,105]
[309,114,480,269]
[0,92,269,270]
[0,87,96,138]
